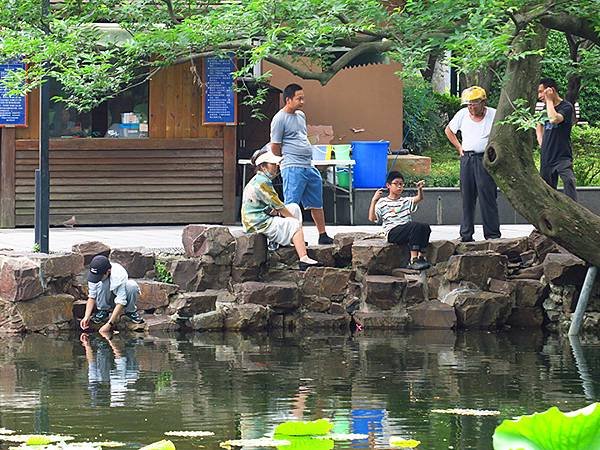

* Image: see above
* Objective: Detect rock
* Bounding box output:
[234,281,299,311]
[333,232,371,266]
[268,246,299,269]
[136,279,178,311]
[582,313,600,333]
[343,282,362,314]
[507,307,544,328]
[425,263,447,300]
[145,314,180,332]
[451,291,513,329]
[408,300,456,329]
[445,252,508,287]
[363,275,406,310]
[189,311,225,331]
[437,280,480,304]
[222,304,271,331]
[298,312,350,330]
[302,296,331,312]
[72,241,111,265]
[352,239,410,275]
[0,256,44,302]
[455,240,490,254]
[1,294,74,333]
[543,253,587,286]
[110,249,155,278]
[520,250,537,267]
[182,225,235,262]
[232,232,267,282]
[72,299,87,319]
[301,267,353,300]
[487,279,517,302]
[30,253,85,279]
[512,264,544,280]
[167,290,219,317]
[169,257,230,291]
[404,279,426,306]
[426,240,457,264]
[353,311,409,329]
[307,245,336,267]
[329,302,346,315]
[487,237,530,262]
[262,269,305,284]
[513,279,546,307]
[528,230,560,262]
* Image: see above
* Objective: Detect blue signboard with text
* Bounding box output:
[203,56,237,125]
[0,60,27,127]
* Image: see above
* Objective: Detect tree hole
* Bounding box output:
[487,146,497,163]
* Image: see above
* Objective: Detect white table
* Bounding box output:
[238,159,356,225]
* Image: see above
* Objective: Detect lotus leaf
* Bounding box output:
[0,435,75,444]
[0,430,15,435]
[138,440,175,450]
[493,403,600,450]
[389,437,421,448]
[274,436,334,450]
[219,438,290,448]
[273,419,333,436]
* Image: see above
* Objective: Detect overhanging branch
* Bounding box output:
[540,13,599,45]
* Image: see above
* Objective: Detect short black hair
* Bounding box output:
[283,83,303,102]
[386,171,404,185]
[540,77,560,94]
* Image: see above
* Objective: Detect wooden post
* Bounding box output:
[222,125,237,224]
[0,127,16,228]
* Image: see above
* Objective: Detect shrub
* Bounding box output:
[572,125,600,186]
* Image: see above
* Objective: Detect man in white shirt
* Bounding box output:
[445,86,501,242]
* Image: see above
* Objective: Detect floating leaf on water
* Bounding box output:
[431,408,501,416]
[72,442,127,448]
[164,432,214,438]
[219,438,290,449]
[273,419,333,436]
[0,429,15,435]
[389,437,421,448]
[8,444,99,450]
[274,436,334,450]
[492,402,600,450]
[139,440,175,450]
[315,434,369,441]
[0,435,75,444]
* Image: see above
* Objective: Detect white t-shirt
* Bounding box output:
[374,196,417,235]
[448,107,496,153]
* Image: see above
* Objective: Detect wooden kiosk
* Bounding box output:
[0,60,236,228]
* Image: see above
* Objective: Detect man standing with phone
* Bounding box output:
[536,78,577,201]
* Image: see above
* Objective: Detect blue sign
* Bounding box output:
[203,56,236,124]
[0,60,27,127]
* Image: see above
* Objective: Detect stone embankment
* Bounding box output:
[0,227,598,335]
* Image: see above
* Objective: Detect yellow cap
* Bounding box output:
[461,86,487,104]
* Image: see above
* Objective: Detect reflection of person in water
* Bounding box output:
[80,332,139,407]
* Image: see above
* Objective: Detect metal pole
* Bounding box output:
[568,266,598,336]
[35,0,50,253]
[568,335,595,400]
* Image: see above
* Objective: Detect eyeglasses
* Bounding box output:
[390,181,404,186]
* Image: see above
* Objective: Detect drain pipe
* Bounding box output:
[568,266,598,336]
[436,196,443,225]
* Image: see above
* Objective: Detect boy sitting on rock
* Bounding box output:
[368,171,431,270]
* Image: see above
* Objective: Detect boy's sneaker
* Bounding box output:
[416,256,431,270]
[406,258,431,271]
[318,234,334,245]
[91,310,110,324]
[123,311,145,324]
[268,241,280,251]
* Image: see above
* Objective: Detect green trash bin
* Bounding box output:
[332,145,351,189]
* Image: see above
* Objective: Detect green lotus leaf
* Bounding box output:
[273,419,333,436]
[139,440,175,450]
[493,403,600,450]
[274,436,334,450]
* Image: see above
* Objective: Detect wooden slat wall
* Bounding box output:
[14,138,224,226]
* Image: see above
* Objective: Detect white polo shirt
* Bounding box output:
[448,107,496,153]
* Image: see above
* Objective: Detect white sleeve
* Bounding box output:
[448,109,464,134]
[113,283,128,306]
[88,281,99,299]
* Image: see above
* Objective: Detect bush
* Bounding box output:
[572,125,600,186]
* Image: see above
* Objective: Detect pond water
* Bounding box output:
[0,330,599,450]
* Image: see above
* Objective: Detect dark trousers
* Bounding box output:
[460,152,501,241]
[388,222,431,252]
[540,160,578,201]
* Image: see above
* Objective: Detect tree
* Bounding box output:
[1,0,600,264]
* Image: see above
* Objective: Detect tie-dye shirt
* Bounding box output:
[241,171,285,233]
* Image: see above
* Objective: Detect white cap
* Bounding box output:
[255,150,282,166]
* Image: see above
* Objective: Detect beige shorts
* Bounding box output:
[263,203,302,246]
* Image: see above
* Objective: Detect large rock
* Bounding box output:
[144,314,180,332]
[222,304,271,331]
[487,237,530,262]
[353,311,409,329]
[302,296,332,312]
[298,312,350,330]
[136,279,178,311]
[333,232,371,266]
[507,307,544,328]
[408,300,456,329]
[0,294,74,333]
[542,253,587,286]
[301,267,353,301]
[445,252,508,287]
[268,246,299,269]
[189,310,225,331]
[234,282,299,311]
[0,256,44,302]
[528,230,560,262]
[455,240,491,254]
[426,240,457,264]
[307,245,336,267]
[513,279,546,307]
[182,225,235,262]
[512,264,544,280]
[231,232,267,282]
[352,239,411,275]
[30,253,85,279]
[168,290,219,317]
[425,263,447,299]
[487,278,517,302]
[72,241,111,265]
[110,249,155,278]
[169,258,230,291]
[449,291,513,329]
[404,278,426,306]
[363,275,406,310]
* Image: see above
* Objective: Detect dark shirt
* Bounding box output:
[541,100,574,167]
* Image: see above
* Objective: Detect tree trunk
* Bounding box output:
[483,25,600,266]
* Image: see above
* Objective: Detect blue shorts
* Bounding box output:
[281,166,323,209]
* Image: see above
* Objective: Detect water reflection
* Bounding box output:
[0,331,598,450]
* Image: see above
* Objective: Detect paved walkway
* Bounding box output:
[0,224,535,253]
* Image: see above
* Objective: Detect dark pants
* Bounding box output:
[460,152,501,241]
[388,222,431,252]
[540,160,578,201]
